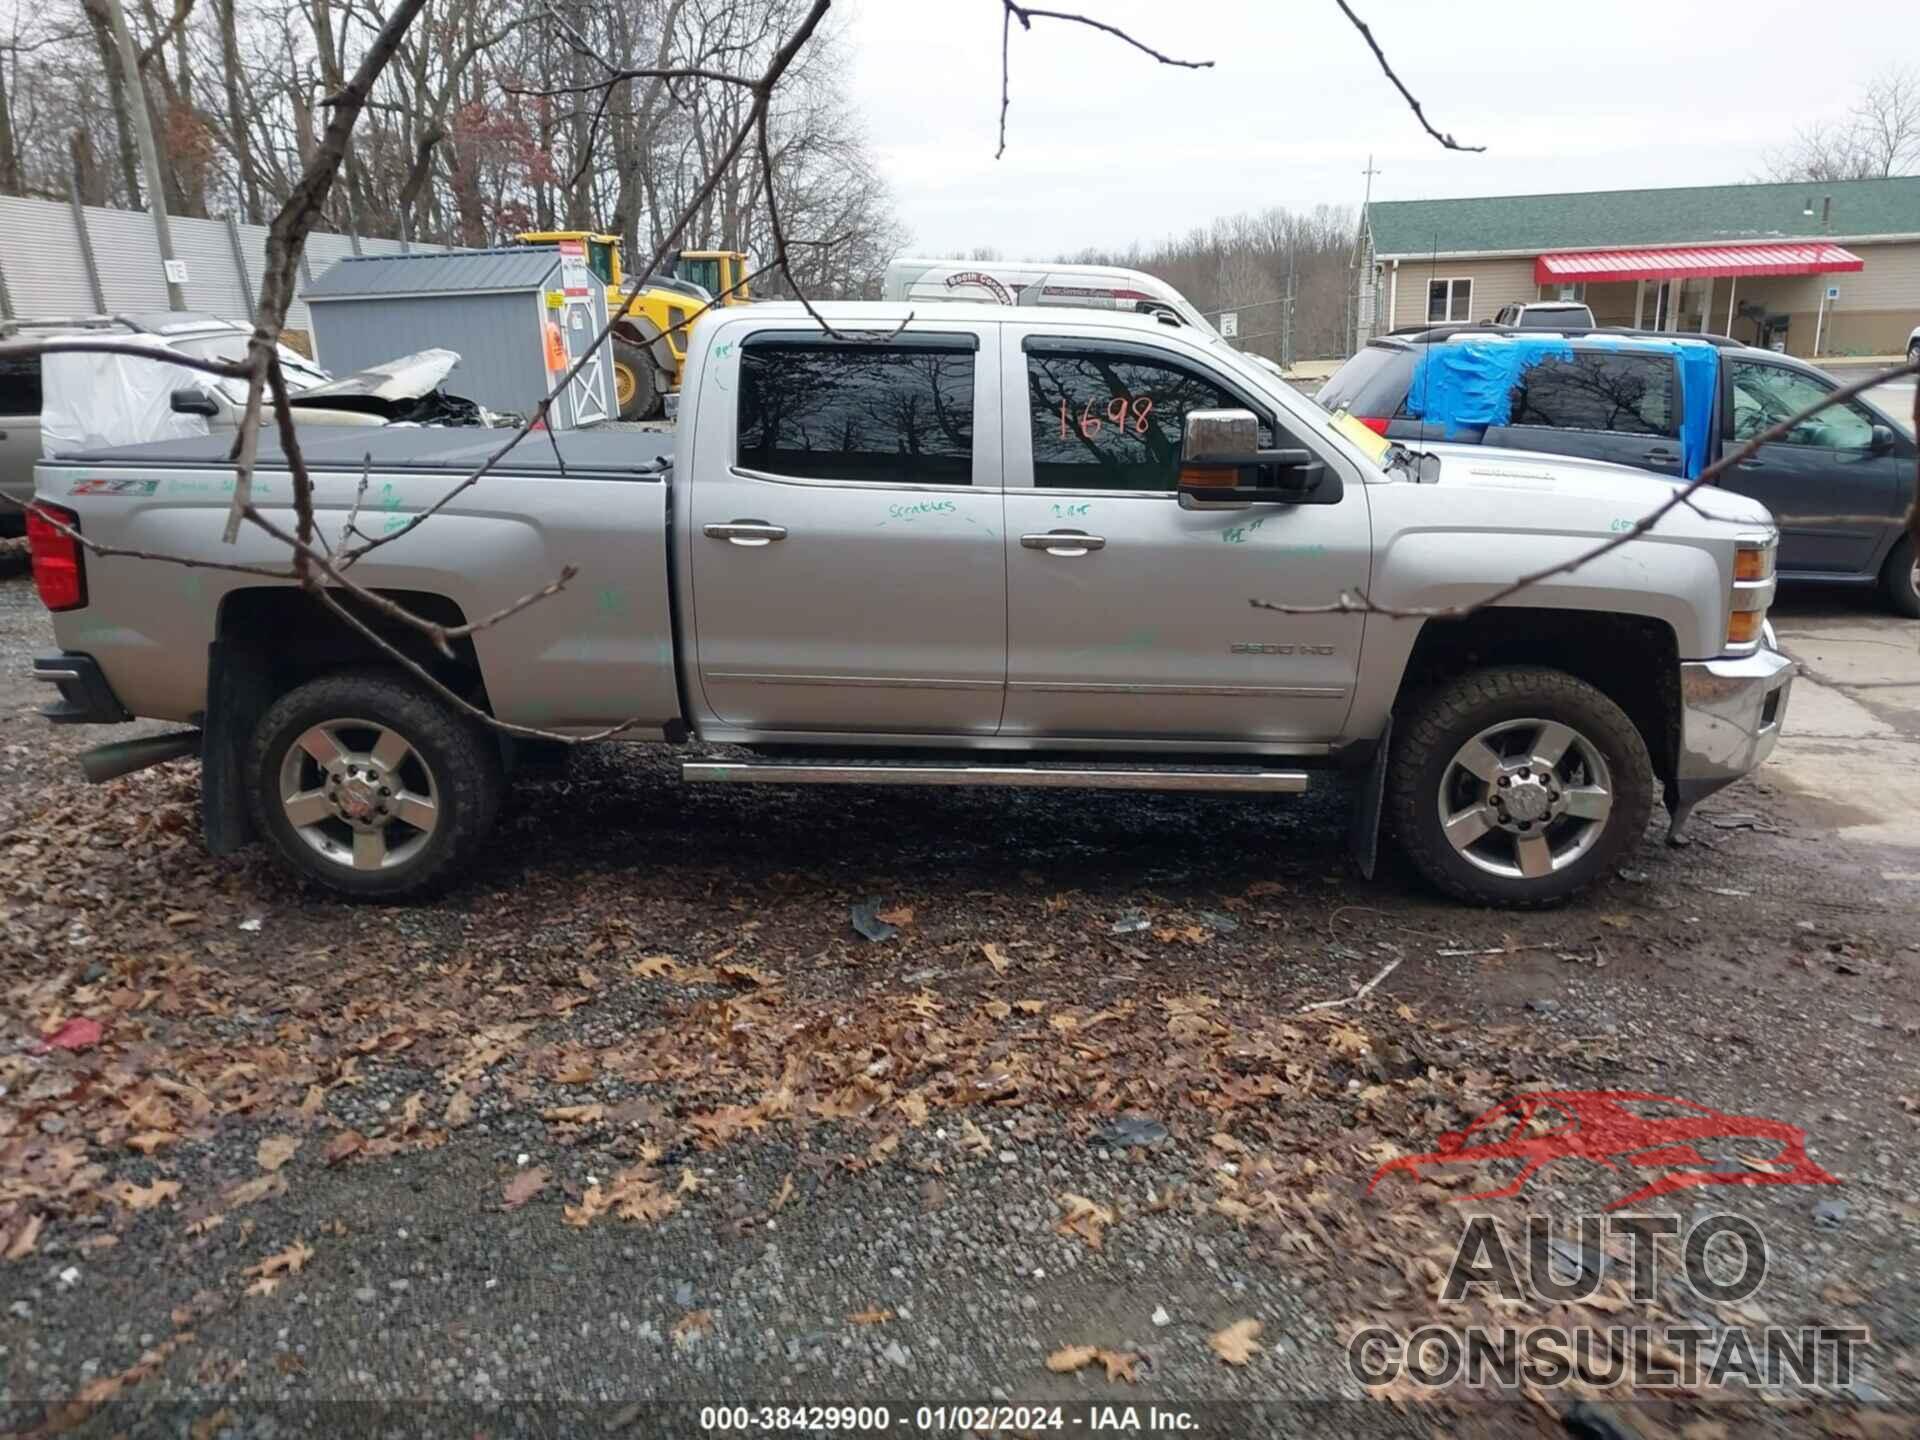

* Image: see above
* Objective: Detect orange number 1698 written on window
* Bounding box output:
[1058,395,1154,440]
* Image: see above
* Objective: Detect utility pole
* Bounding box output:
[1349,154,1382,353]
[102,0,186,311]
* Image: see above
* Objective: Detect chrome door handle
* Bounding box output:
[1021,530,1106,556]
[704,521,787,546]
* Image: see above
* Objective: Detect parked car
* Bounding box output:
[1908,321,1919,366]
[1492,301,1597,328]
[1,313,477,533]
[1317,325,1918,615]
[30,302,1791,909]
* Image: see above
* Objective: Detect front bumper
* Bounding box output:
[32,652,132,724]
[1672,643,1795,808]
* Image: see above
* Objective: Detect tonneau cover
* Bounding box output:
[40,424,673,476]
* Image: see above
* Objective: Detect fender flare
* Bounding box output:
[613,314,677,378]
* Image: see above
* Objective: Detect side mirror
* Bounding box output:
[1869,423,1896,455]
[1177,408,1336,508]
[170,387,220,419]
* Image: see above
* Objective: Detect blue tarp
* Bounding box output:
[1405,335,1719,478]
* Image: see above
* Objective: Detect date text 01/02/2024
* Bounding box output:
[697,1403,1203,1431]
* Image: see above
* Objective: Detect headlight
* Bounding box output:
[1726,536,1777,654]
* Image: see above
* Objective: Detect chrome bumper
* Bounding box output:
[1672,643,1795,808]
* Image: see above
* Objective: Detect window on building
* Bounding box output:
[1728,360,1876,449]
[1025,347,1275,492]
[737,339,975,484]
[1507,351,1677,437]
[1427,278,1472,323]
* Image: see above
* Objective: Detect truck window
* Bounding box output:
[1507,351,1675,438]
[1728,360,1875,449]
[738,341,974,485]
[1026,349,1272,492]
[678,256,723,296]
[0,356,42,415]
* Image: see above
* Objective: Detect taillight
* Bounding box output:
[1353,415,1392,435]
[27,504,87,612]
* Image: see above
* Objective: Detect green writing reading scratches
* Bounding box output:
[712,342,734,360]
[886,500,958,521]
[596,584,627,616]
[1610,518,1636,533]
[1051,501,1091,519]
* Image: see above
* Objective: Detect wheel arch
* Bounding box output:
[1391,609,1681,797]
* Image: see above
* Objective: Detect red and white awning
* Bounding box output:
[1535,242,1864,284]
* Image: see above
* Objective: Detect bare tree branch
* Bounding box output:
[1332,0,1485,153]
[996,2,1212,160]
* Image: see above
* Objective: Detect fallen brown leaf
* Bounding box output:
[126,1131,178,1155]
[113,1179,181,1212]
[848,1307,894,1325]
[875,904,915,927]
[631,954,678,979]
[443,1092,474,1129]
[1056,1192,1116,1250]
[242,1239,313,1280]
[982,942,1011,975]
[542,1103,605,1125]
[769,1172,795,1212]
[671,1309,713,1346]
[502,1167,549,1210]
[255,1135,299,1172]
[4,1213,44,1260]
[1047,1344,1100,1373]
[322,1130,365,1165]
[1209,1318,1262,1366]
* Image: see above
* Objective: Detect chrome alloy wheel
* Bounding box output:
[277,718,439,872]
[1436,717,1614,881]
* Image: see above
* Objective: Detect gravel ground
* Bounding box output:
[3,555,1918,1439]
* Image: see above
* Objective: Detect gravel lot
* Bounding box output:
[2,552,1917,1438]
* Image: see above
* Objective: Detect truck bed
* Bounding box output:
[38,425,682,737]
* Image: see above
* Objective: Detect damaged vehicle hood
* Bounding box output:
[287,348,461,413]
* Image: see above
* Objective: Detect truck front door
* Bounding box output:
[687,327,1007,734]
[998,332,1369,744]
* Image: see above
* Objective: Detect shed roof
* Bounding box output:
[1368,176,1920,258]
[304,246,561,301]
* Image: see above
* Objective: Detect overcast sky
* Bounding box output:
[845,0,1912,258]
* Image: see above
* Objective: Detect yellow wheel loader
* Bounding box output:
[513,231,751,420]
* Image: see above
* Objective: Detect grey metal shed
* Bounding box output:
[303,247,616,429]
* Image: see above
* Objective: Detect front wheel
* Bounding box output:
[1387,667,1653,907]
[247,669,504,898]
[1879,535,1919,619]
[612,337,663,420]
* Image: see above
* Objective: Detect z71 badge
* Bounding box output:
[69,477,160,496]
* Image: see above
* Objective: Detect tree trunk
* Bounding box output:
[214,0,259,220]
[70,127,106,205]
[81,0,144,205]
[0,54,20,195]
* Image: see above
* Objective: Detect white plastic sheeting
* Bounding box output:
[39,339,213,455]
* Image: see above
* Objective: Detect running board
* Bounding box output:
[680,761,1308,793]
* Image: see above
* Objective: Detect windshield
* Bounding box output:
[170,330,329,400]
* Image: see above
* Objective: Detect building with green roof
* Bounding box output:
[1362,177,1920,358]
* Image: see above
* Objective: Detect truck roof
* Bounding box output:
[41,424,673,477]
[723,301,1189,333]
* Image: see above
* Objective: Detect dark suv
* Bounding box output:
[1318,326,1918,615]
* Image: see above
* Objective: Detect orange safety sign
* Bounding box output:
[544,321,567,372]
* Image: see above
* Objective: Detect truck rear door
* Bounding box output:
[997,330,1369,744]
[685,325,1007,734]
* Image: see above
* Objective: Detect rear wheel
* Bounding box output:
[248,669,503,898]
[1388,667,1653,907]
[1880,535,1920,619]
[612,337,662,420]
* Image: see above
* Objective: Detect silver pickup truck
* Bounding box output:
[28,302,1794,907]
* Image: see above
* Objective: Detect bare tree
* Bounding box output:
[1762,64,1920,182]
